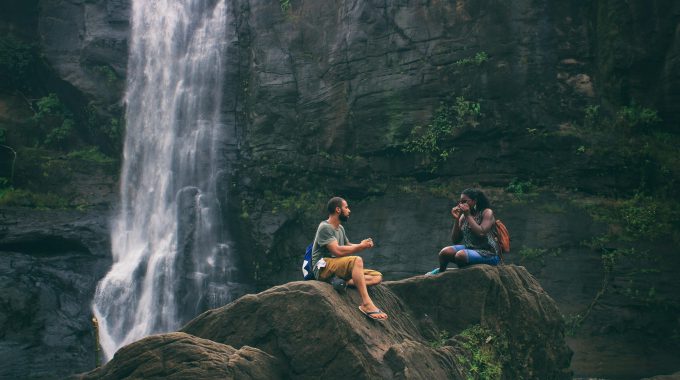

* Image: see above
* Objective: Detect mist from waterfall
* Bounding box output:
[92,0,236,361]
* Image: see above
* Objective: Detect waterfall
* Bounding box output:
[92,0,236,361]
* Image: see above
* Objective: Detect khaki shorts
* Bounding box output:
[318,256,382,281]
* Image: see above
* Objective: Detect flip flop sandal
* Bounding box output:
[358,306,387,321]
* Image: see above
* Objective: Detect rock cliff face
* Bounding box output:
[37,0,128,104]
[0,207,111,380]
[226,0,680,189]
[222,0,680,291]
[217,2,680,378]
[78,266,572,379]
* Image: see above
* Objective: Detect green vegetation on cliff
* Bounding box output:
[454,325,508,380]
[402,96,481,170]
[0,32,122,209]
[33,93,76,149]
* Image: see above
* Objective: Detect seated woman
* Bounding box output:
[427,188,501,275]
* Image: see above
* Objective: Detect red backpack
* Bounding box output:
[494,219,510,258]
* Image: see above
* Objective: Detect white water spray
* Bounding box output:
[93,0,236,361]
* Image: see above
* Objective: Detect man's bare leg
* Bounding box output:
[352,257,387,319]
[347,274,382,287]
[363,275,382,286]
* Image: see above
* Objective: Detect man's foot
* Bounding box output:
[358,305,388,320]
[425,268,441,276]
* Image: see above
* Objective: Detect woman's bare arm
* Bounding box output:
[465,209,495,237]
[451,208,464,243]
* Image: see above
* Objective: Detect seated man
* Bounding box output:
[311,197,387,320]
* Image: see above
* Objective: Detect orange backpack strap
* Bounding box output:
[494,219,510,262]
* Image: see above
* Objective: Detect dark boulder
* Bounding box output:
[163,265,572,379]
[76,332,284,380]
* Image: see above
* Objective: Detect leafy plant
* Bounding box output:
[563,313,584,336]
[403,96,481,170]
[86,102,123,152]
[601,247,636,273]
[32,93,76,149]
[67,147,114,164]
[267,190,325,216]
[454,325,506,380]
[583,105,600,127]
[573,101,678,197]
[34,93,64,119]
[92,65,118,84]
[429,329,450,348]
[505,178,536,200]
[0,188,70,209]
[455,52,489,66]
[615,104,661,132]
[578,197,672,321]
[622,281,662,307]
[44,118,75,148]
[517,247,560,265]
[618,193,659,239]
[280,0,291,11]
[583,193,672,242]
[453,96,481,125]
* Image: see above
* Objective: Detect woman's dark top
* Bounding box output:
[460,209,500,258]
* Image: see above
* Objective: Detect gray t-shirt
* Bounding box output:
[311,221,349,278]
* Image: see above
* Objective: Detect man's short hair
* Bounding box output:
[327,197,345,215]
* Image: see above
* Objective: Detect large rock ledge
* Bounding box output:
[77,332,284,379]
[78,265,572,379]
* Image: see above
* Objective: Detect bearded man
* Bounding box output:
[310,197,387,320]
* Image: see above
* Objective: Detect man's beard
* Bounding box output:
[339,213,349,222]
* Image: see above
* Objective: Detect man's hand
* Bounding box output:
[360,238,374,249]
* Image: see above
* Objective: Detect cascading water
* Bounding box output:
[93,0,237,361]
